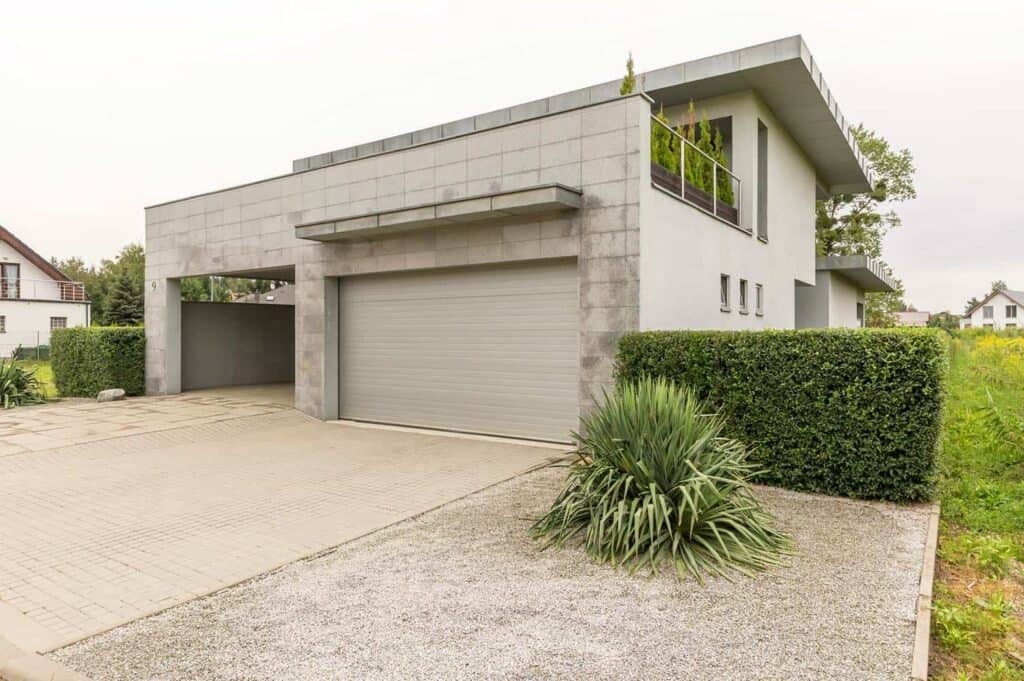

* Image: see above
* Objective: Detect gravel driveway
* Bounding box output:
[54,466,929,681]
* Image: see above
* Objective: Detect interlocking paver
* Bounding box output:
[0,386,563,653]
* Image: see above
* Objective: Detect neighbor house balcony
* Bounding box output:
[0,278,87,302]
[650,114,742,229]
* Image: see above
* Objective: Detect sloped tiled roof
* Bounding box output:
[0,224,72,283]
[964,289,1024,317]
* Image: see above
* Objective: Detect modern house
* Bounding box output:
[145,35,878,441]
[0,225,89,357]
[961,289,1024,330]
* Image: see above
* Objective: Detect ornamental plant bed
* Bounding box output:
[651,162,739,226]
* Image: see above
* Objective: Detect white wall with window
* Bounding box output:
[0,235,90,357]
[640,91,815,331]
[960,290,1024,330]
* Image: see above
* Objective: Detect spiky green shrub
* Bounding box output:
[0,359,47,408]
[532,377,791,582]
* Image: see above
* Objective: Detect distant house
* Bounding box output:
[0,225,90,356]
[961,289,1024,330]
[895,311,930,327]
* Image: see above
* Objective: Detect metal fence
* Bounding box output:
[1,332,51,360]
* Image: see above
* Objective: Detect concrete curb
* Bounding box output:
[0,635,89,681]
[910,502,941,681]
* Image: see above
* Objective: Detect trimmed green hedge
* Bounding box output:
[616,329,948,502]
[51,327,145,397]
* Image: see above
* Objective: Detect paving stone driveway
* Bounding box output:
[0,387,564,654]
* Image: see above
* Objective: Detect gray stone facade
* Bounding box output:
[144,95,649,422]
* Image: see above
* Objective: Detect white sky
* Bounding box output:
[2,0,1021,313]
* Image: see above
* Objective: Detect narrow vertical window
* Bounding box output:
[757,120,768,241]
[0,315,5,333]
[755,284,764,316]
[856,303,865,327]
[739,279,749,313]
[720,274,731,311]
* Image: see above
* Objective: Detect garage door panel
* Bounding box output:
[339,260,579,441]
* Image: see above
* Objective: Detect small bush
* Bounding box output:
[532,377,791,582]
[0,359,47,407]
[616,329,948,502]
[51,327,145,397]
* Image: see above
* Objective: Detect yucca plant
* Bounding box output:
[532,377,791,583]
[0,359,47,408]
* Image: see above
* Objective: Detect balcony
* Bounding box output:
[650,114,742,229]
[1,278,87,302]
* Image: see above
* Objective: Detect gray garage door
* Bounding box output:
[339,259,579,441]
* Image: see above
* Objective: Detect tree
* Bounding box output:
[105,269,143,326]
[992,280,1008,293]
[816,126,916,325]
[928,311,960,332]
[865,265,906,327]
[52,243,144,325]
[816,125,916,258]
[620,52,636,95]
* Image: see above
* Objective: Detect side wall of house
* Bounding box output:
[639,91,817,330]
[145,95,649,419]
[827,272,864,328]
[0,300,89,351]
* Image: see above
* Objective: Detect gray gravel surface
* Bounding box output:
[53,466,929,681]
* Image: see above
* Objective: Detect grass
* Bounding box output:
[13,360,57,399]
[932,332,1024,680]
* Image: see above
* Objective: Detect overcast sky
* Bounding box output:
[2,0,1020,313]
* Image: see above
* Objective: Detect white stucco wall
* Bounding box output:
[0,300,90,353]
[0,238,89,354]
[639,91,817,330]
[960,291,1021,329]
[827,272,865,328]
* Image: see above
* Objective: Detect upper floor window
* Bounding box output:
[50,317,67,331]
[1006,305,1017,319]
[739,279,749,314]
[983,306,994,319]
[1,263,19,299]
[757,120,768,241]
[755,283,764,316]
[720,274,731,311]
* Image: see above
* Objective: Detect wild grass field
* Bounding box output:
[933,332,1024,679]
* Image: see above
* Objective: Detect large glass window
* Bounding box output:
[1006,305,1017,318]
[983,306,994,319]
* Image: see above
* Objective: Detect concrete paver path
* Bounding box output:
[0,386,564,654]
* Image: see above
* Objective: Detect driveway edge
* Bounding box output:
[910,502,940,681]
[0,635,89,681]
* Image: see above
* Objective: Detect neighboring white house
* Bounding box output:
[895,310,931,327]
[145,35,879,441]
[0,225,90,356]
[960,289,1024,330]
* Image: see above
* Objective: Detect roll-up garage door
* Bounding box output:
[339,259,579,441]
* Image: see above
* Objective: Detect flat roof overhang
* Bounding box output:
[295,184,582,241]
[817,255,895,292]
[293,36,871,197]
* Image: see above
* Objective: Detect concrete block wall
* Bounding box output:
[145,94,649,422]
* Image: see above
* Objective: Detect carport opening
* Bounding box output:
[178,267,295,400]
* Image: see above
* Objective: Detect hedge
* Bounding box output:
[51,327,145,397]
[616,329,948,502]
